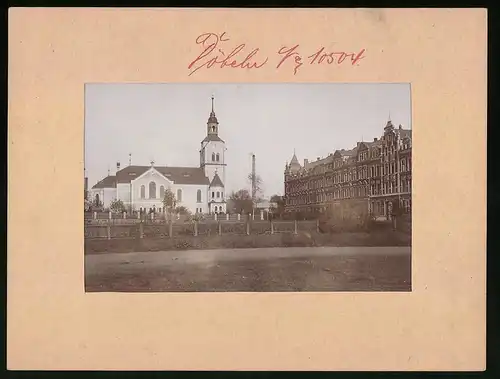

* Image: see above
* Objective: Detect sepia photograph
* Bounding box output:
[84,83,412,292]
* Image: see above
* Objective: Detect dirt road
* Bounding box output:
[85,246,411,292]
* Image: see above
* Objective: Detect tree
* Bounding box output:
[247,172,263,200]
[270,194,285,218]
[110,199,126,213]
[228,189,254,214]
[174,206,191,215]
[162,188,177,214]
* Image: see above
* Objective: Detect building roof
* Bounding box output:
[289,153,301,167]
[210,172,224,188]
[92,175,116,189]
[115,165,210,185]
[202,134,225,143]
[398,128,412,139]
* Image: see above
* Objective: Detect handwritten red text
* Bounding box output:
[187,32,269,76]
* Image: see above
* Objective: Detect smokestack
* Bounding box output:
[251,154,256,202]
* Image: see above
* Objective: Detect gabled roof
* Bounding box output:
[115,165,210,185]
[210,172,224,188]
[202,134,225,143]
[92,175,116,189]
[398,128,412,139]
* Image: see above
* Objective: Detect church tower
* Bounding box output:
[200,95,227,213]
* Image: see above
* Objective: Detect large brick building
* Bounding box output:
[283,119,412,219]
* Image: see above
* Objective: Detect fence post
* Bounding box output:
[218,221,222,236]
[294,220,298,235]
[271,221,274,235]
[169,220,173,238]
[108,211,112,220]
[260,210,264,220]
[194,221,198,236]
[246,221,250,235]
[237,213,241,221]
[137,212,140,219]
[215,213,218,222]
[107,224,111,240]
[93,211,97,220]
[316,219,320,233]
[226,213,229,221]
[123,211,126,219]
[139,222,144,239]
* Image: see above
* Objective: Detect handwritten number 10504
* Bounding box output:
[187,32,367,76]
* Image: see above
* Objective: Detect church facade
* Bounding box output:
[88,97,227,215]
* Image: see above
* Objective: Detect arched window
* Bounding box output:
[212,153,216,161]
[140,185,145,199]
[212,191,215,198]
[149,181,156,199]
[197,189,202,203]
[216,153,220,162]
[94,193,100,206]
[177,189,182,202]
[217,191,220,198]
[221,191,223,198]
[160,185,165,199]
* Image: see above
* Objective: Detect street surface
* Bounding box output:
[85,247,411,292]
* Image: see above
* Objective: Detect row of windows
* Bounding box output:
[211,153,221,162]
[287,158,412,193]
[139,182,205,203]
[211,191,224,199]
[286,179,412,205]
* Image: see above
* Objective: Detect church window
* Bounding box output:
[216,153,220,162]
[212,153,216,161]
[177,189,182,202]
[212,191,215,198]
[221,191,223,198]
[149,182,156,199]
[197,189,202,203]
[160,186,165,199]
[140,185,145,199]
[94,193,100,206]
[217,191,220,198]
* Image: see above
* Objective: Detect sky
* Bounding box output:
[85,83,411,197]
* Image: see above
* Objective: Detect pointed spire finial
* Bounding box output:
[211,94,215,113]
[388,111,391,121]
[151,160,154,167]
[129,153,132,166]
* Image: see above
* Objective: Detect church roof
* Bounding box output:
[92,175,116,189]
[210,172,224,188]
[116,165,210,185]
[208,110,219,124]
[202,134,225,143]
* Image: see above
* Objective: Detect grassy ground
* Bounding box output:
[85,251,411,292]
[85,229,411,255]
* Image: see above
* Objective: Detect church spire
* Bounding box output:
[207,95,219,135]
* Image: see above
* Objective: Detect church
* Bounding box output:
[88,96,227,215]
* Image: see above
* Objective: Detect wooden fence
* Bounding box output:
[84,219,319,240]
